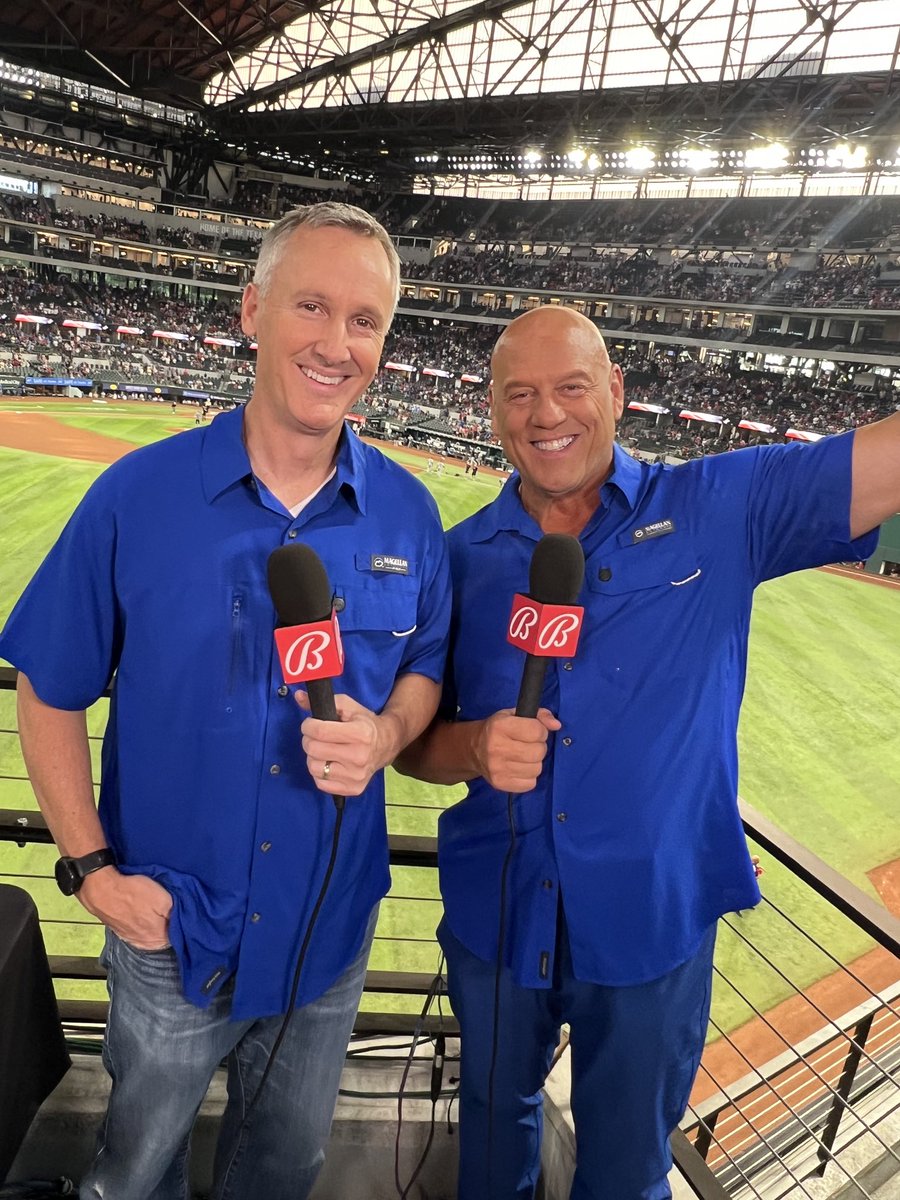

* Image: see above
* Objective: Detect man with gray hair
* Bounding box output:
[0,203,450,1199]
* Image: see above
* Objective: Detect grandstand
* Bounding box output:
[1,2,899,1197]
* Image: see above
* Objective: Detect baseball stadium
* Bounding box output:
[0,1,899,1196]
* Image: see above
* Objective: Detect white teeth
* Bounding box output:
[534,436,575,452]
[302,367,344,386]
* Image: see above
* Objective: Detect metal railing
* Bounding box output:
[3,666,900,1197]
[679,805,900,1199]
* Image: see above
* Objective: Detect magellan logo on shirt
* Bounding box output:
[632,518,675,544]
[370,554,409,575]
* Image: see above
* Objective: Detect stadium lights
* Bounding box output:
[587,153,600,171]
[523,150,543,166]
[825,143,867,170]
[566,148,586,166]
[680,148,718,172]
[625,147,656,171]
[744,142,789,170]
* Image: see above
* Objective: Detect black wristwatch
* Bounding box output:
[54,848,117,896]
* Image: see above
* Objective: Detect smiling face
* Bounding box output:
[490,307,625,526]
[241,224,395,441]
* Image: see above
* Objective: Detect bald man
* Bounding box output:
[398,306,899,1200]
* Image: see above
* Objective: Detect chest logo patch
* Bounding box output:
[370,554,409,575]
[631,518,675,544]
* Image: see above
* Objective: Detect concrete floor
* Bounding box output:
[8,1040,696,1199]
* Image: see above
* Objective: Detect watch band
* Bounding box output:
[72,848,117,879]
[54,847,116,895]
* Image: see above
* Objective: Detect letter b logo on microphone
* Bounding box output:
[274,613,344,683]
[507,594,584,658]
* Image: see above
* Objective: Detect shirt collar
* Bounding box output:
[471,441,644,543]
[603,442,643,511]
[200,406,366,513]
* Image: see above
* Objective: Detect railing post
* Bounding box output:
[693,1108,719,1161]
[670,1129,731,1199]
[815,1012,874,1176]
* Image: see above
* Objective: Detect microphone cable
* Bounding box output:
[486,788,517,1198]
[482,532,584,1193]
[222,793,345,1165]
[238,543,349,1126]
[394,957,447,1199]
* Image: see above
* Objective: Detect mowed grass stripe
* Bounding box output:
[50,412,196,446]
[740,573,900,884]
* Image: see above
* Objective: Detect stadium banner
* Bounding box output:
[679,409,724,424]
[786,429,826,442]
[629,401,668,415]
[26,377,92,388]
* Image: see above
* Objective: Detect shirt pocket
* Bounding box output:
[587,535,702,596]
[332,580,421,709]
[585,535,706,696]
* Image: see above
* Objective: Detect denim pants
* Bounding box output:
[440,914,716,1200]
[79,908,377,1200]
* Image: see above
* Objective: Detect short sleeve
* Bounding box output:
[0,471,123,709]
[745,433,880,584]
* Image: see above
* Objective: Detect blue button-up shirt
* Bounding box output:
[438,434,878,988]
[0,406,450,1018]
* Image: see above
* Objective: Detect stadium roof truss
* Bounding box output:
[3,1,900,171]
[206,0,900,111]
[204,0,900,168]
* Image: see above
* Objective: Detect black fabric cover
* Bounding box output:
[0,885,70,1182]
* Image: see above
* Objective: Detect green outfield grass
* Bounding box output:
[1,400,898,1035]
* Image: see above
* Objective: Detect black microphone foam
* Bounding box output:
[268,543,333,625]
[515,534,585,719]
[528,533,585,605]
[267,543,338,722]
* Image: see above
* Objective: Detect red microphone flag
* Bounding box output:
[506,594,584,658]
[274,611,344,683]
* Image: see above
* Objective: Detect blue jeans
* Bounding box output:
[440,915,716,1200]
[79,908,377,1200]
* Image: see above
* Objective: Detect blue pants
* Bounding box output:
[440,915,716,1200]
[79,910,376,1200]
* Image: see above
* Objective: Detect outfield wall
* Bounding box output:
[869,513,900,573]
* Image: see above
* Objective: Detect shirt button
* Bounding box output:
[277,685,289,697]
[542,879,554,889]
[260,841,272,853]
[563,662,573,671]
[288,530,298,540]
[598,567,613,582]
[250,912,261,923]
[556,812,567,822]
[333,596,346,612]
[269,764,281,775]
[562,736,572,747]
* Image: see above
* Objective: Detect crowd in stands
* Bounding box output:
[407,247,900,310]
[4,189,899,311]
[618,351,896,447]
[1,260,896,463]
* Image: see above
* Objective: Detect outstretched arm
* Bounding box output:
[850,412,900,539]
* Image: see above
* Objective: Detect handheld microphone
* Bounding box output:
[267,543,343,723]
[507,534,585,718]
[242,543,350,1129]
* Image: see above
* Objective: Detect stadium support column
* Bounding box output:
[163,136,218,204]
